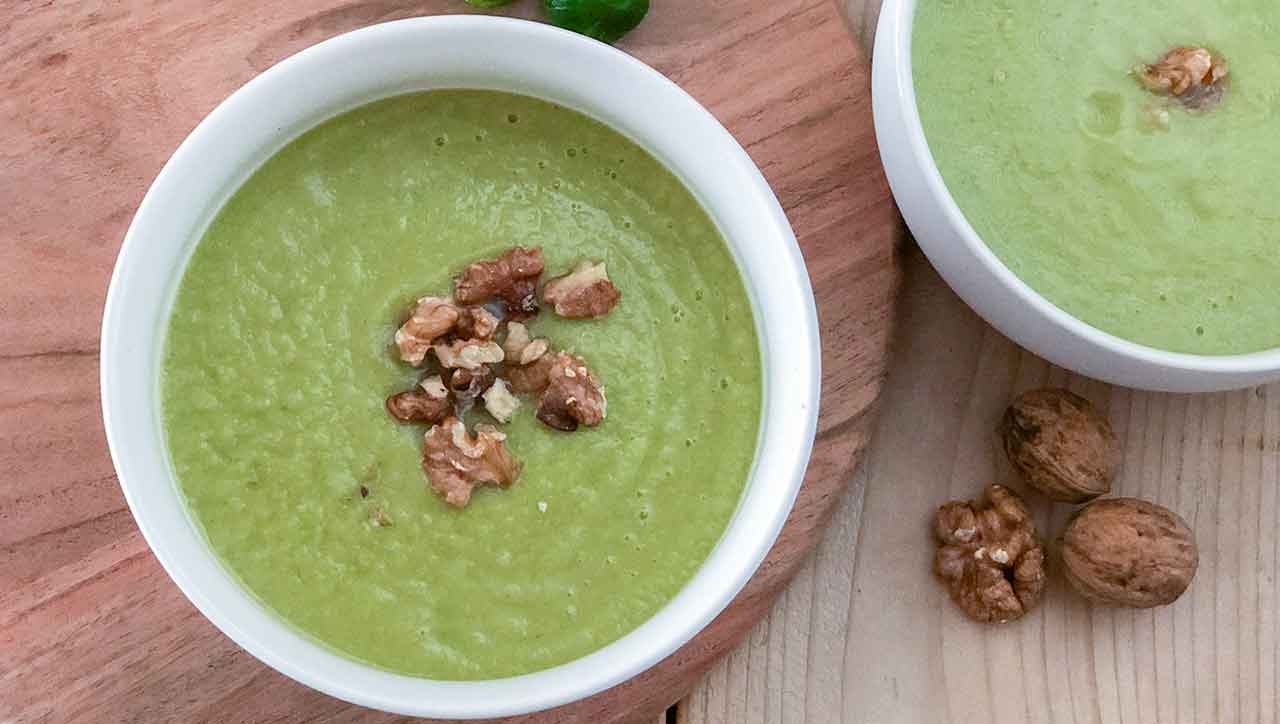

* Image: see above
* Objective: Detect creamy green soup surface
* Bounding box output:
[914,0,1280,354]
[162,90,762,679]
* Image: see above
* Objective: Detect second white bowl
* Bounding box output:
[872,0,1280,393]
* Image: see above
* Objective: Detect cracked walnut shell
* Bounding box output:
[1060,498,1198,608]
[933,484,1046,624]
[1001,388,1119,504]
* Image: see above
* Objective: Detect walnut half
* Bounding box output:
[422,417,522,507]
[933,484,1046,624]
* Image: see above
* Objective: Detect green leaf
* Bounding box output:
[543,0,650,44]
[465,0,517,7]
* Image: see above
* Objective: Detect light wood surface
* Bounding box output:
[0,1,899,723]
[680,2,1280,721]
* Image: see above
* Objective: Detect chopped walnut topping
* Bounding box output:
[536,353,607,432]
[501,322,551,366]
[456,306,501,341]
[433,339,505,370]
[395,296,460,365]
[385,375,452,424]
[419,375,449,399]
[447,364,495,412]
[1138,46,1229,110]
[506,353,556,395]
[454,246,545,319]
[933,485,1046,624]
[482,378,521,424]
[542,261,622,319]
[422,417,522,507]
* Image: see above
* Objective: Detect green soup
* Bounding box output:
[914,0,1280,354]
[161,90,762,679]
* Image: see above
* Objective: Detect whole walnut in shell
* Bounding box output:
[932,484,1047,624]
[1060,498,1198,608]
[1001,388,1119,503]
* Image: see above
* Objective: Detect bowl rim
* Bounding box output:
[875,0,1280,376]
[100,14,819,719]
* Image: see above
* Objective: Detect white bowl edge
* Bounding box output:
[100,16,820,719]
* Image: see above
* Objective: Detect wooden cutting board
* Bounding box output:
[0,1,899,721]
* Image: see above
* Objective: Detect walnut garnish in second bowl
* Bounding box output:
[1137,46,1229,110]
[932,484,1046,624]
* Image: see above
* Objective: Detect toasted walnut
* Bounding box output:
[433,339,505,370]
[536,353,607,432]
[1061,498,1198,608]
[394,296,460,365]
[422,418,522,507]
[454,246,545,318]
[506,353,556,395]
[456,306,501,341]
[501,322,550,366]
[542,261,621,319]
[482,379,521,424]
[1137,46,1228,110]
[1001,388,1120,504]
[385,375,452,424]
[932,484,1046,624]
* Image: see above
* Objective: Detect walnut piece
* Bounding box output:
[446,365,496,411]
[542,261,621,319]
[385,375,452,424]
[433,339,505,370]
[1060,498,1198,608]
[932,484,1046,624]
[482,378,521,424]
[506,353,556,395]
[422,417,522,507]
[501,322,551,366]
[1137,46,1228,110]
[1001,388,1119,504]
[536,353,607,432]
[394,296,459,365]
[454,246,545,319]
[456,306,501,341]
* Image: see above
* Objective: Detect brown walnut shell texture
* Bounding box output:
[1060,497,1198,608]
[1001,388,1120,503]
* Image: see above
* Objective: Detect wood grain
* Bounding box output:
[681,2,1280,721]
[0,1,899,722]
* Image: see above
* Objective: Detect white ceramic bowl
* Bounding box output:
[873,0,1280,393]
[100,16,819,720]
